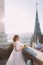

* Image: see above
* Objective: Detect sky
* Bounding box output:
[4,0,43,34]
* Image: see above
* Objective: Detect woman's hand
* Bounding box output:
[15,44,28,51]
[15,45,25,51]
[24,44,28,48]
[20,44,28,50]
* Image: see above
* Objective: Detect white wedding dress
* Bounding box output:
[6,41,26,65]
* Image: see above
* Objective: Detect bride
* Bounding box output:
[6,35,26,65]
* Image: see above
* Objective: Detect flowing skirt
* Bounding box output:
[6,49,26,65]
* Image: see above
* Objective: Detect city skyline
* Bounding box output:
[4,0,43,34]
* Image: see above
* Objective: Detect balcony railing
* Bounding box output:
[22,46,43,65]
[0,44,43,65]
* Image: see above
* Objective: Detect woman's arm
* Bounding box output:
[16,44,25,51]
[19,44,25,50]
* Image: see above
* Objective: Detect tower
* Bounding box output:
[0,0,8,46]
[34,3,41,36]
[31,3,41,43]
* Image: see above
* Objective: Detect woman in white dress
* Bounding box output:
[6,35,26,65]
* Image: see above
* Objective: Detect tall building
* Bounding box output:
[0,0,9,48]
[31,3,42,43]
[34,3,41,36]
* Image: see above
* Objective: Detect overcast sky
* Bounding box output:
[4,0,43,34]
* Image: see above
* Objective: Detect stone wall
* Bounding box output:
[0,44,13,60]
